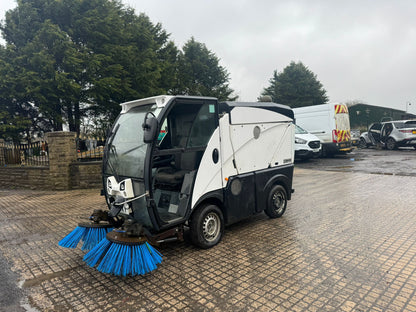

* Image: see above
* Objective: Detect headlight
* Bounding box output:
[120,181,125,191]
[295,137,307,144]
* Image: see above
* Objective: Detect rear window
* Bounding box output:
[394,121,416,129]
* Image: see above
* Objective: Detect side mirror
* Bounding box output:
[142,113,159,144]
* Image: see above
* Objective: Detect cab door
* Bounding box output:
[151,98,220,229]
[380,123,393,143]
[368,123,382,144]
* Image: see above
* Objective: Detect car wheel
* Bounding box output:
[386,137,396,150]
[190,204,224,249]
[265,185,287,219]
[358,137,367,149]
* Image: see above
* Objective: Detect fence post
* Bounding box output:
[0,139,4,166]
[46,131,77,190]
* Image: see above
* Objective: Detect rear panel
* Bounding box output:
[334,104,351,143]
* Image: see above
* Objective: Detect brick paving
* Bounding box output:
[1,168,416,311]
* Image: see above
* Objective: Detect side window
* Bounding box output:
[187,103,217,148]
[156,119,171,149]
[370,123,381,132]
[158,119,168,143]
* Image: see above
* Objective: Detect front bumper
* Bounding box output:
[295,149,320,159]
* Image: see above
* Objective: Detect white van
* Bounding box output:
[294,124,321,160]
[293,103,352,155]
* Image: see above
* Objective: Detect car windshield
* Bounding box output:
[104,104,161,179]
[394,121,416,129]
[295,124,308,134]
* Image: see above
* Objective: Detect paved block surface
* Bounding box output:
[1,168,416,311]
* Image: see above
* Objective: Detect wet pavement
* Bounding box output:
[296,147,416,176]
[1,154,416,311]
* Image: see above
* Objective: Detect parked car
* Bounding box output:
[358,131,372,148]
[350,129,360,146]
[359,120,416,150]
[294,124,321,160]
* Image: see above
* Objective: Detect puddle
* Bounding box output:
[333,166,353,169]
[22,267,76,288]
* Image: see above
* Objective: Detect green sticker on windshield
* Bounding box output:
[209,104,215,113]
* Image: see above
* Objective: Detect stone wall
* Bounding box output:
[0,132,102,190]
[70,161,102,189]
[0,166,50,189]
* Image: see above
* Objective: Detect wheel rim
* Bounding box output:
[272,191,286,214]
[202,212,220,242]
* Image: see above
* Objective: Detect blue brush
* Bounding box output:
[83,235,163,276]
[59,224,113,251]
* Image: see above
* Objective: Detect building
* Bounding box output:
[347,103,416,130]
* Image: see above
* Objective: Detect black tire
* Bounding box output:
[319,145,327,158]
[190,204,224,249]
[358,137,367,149]
[386,137,396,150]
[265,185,287,218]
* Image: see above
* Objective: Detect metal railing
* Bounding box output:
[0,141,49,167]
[76,136,106,162]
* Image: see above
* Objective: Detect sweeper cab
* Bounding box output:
[60,95,295,276]
[103,95,295,246]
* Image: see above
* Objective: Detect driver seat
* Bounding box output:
[154,152,197,187]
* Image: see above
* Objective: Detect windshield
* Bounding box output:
[104,104,160,179]
[295,124,308,134]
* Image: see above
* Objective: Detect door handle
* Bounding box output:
[212,148,219,164]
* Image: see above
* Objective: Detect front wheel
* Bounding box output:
[358,137,367,149]
[190,204,224,249]
[265,185,287,218]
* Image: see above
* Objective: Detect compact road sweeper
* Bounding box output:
[60,95,295,276]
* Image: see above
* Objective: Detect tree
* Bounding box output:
[0,45,44,142]
[175,37,236,101]
[261,61,328,107]
[0,0,178,137]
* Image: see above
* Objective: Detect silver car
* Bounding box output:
[360,120,416,150]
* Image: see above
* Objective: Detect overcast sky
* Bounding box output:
[1,0,415,113]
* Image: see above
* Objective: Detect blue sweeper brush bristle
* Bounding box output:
[83,230,162,276]
[59,223,113,251]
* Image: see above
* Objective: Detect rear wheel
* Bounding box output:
[265,185,287,218]
[190,204,224,249]
[386,137,396,150]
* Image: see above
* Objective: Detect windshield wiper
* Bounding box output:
[121,143,147,156]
